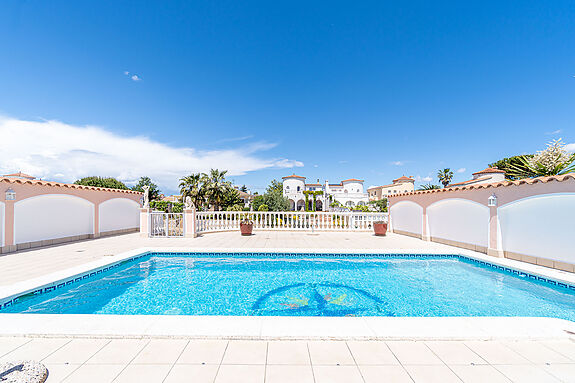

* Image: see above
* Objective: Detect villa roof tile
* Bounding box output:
[390,173,575,197]
[282,174,306,179]
[0,177,142,194]
[448,176,491,187]
[341,178,364,183]
[392,176,415,182]
[3,171,35,179]
[472,167,506,175]
[367,183,395,190]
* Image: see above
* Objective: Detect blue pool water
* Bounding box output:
[3,253,575,319]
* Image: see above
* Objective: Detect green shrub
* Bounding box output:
[149,200,184,213]
[258,204,269,211]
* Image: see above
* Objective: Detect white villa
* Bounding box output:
[367,176,415,201]
[282,174,369,211]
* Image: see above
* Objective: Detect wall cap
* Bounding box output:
[0,177,142,195]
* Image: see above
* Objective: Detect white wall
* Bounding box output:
[427,198,489,247]
[14,195,94,244]
[0,202,4,247]
[499,193,575,264]
[343,181,363,193]
[390,201,423,235]
[99,198,140,233]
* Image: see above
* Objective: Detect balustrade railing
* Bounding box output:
[195,211,387,233]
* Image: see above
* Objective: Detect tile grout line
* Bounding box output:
[384,342,415,383]
[345,341,366,383]
[60,338,113,382]
[422,341,464,382]
[212,340,230,383]
[0,337,34,359]
[263,341,269,383]
[306,342,317,383]
[111,338,151,382]
[161,339,190,383]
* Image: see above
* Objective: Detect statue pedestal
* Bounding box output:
[184,208,196,238]
[140,208,151,237]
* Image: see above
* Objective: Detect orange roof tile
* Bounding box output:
[282,174,306,179]
[392,176,415,183]
[448,176,491,187]
[341,178,364,183]
[389,173,575,198]
[3,172,35,179]
[305,183,322,186]
[0,177,142,194]
[472,167,506,175]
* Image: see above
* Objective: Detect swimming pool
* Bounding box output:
[3,252,575,320]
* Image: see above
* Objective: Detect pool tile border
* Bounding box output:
[1,248,575,311]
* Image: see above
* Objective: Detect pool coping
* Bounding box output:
[1,247,575,340]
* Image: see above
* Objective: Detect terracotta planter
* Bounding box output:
[373,222,388,236]
[240,222,253,236]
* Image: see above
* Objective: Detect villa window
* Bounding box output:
[297,186,300,191]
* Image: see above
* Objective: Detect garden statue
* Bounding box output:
[185,196,194,210]
[143,185,150,208]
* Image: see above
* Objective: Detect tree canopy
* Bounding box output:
[131,176,161,200]
[74,176,129,190]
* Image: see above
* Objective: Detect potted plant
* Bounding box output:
[373,221,387,236]
[240,218,253,236]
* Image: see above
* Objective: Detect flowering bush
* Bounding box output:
[509,139,575,178]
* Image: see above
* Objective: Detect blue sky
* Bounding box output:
[1,0,574,194]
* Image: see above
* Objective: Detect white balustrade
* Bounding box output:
[195,211,388,233]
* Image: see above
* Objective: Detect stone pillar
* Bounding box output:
[421,206,431,241]
[487,205,504,257]
[93,203,100,239]
[140,208,151,237]
[3,200,16,252]
[184,207,196,238]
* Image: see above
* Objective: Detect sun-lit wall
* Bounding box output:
[14,194,94,244]
[427,199,489,248]
[99,198,141,233]
[388,174,575,271]
[390,200,422,236]
[0,177,142,253]
[499,193,575,264]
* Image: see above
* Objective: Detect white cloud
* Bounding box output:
[0,117,304,192]
[338,160,348,164]
[456,167,466,173]
[313,164,318,168]
[415,175,433,183]
[566,143,575,153]
[546,129,562,135]
[391,161,404,166]
[124,71,141,81]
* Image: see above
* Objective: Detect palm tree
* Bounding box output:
[437,168,454,188]
[179,173,204,209]
[204,169,230,211]
[418,184,441,191]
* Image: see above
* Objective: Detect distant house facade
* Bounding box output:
[368,176,415,201]
[282,175,369,211]
[448,167,506,187]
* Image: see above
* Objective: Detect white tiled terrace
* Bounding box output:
[1,337,575,382]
